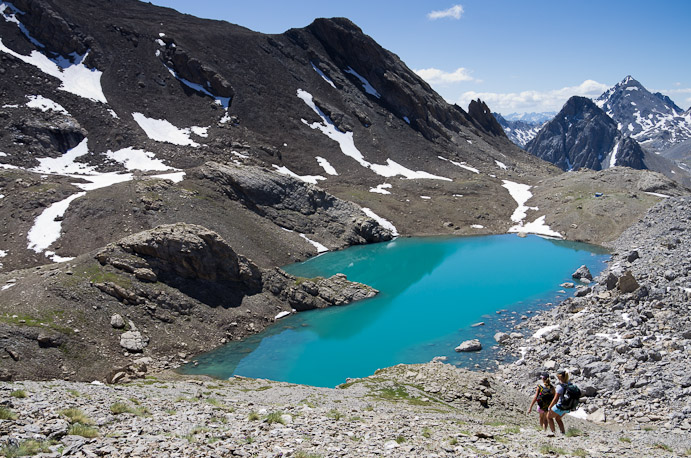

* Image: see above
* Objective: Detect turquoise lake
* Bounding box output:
[182,234,609,387]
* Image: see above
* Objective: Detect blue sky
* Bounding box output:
[148,0,691,115]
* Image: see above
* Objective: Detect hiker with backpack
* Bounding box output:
[527,372,554,431]
[547,369,581,436]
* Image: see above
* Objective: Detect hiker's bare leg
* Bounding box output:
[555,416,565,434]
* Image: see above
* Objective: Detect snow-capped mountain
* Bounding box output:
[595,76,691,158]
[502,112,556,124]
[493,113,545,148]
[526,96,646,171]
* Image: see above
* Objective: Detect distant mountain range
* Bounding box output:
[501,112,556,124]
[493,114,545,148]
[501,76,691,184]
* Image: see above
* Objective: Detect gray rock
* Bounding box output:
[42,418,70,439]
[111,314,125,329]
[575,286,591,297]
[455,339,482,352]
[134,267,158,282]
[572,265,593,281]
[120,331,147,352]
[36,332,63,348]
[494,332,510,344]
[603,272,619,290]
[587,408,606,423]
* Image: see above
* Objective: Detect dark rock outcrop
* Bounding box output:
[10,0,88,60]
[194,162,393,246]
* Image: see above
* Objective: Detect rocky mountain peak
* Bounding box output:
[595,75,691,158]
[526,96,645,171]
[467,99,505,138]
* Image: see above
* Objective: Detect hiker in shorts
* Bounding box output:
[527,372,554,431]
[547,369,571,436]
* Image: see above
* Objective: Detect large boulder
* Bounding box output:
[572,265,593,281]
[617,271,639,293]
[455,339,482,352]
[96,223,264,307]
[119,330,147,352]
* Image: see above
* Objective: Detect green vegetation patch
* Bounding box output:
[0,311,73,335]
[71,262,133,289]
[539,444,566,455]
[565,428,583,437]
[0,406,18,420]
[326,409,343,421]
[110,401,150,416]
[67,423,99,438]
[264,411,286,425]
[0,439,53,457]
[60,408,94,425]
[293,452,322,458]
[369,383,432,406]
[10,390,27,399]
[653,443,672,452]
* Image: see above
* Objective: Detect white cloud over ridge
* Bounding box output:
[414,67,476,84]
[427,4,464,20]
[457,80,610,113]
[658,88,691,109]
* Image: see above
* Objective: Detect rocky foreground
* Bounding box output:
[2,362,690,457]
[1,198,690,457]
[498,196,690,431]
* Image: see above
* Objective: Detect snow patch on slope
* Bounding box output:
[26,95,68,114]
[502,180,562,238]
[297,89,450,181]
[362,208,398,237]
[132,113,200,147]
[272,164,326,185]
[344,66,380,98]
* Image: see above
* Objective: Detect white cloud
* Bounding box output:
[456,80,610,113]
[427,4,464,20]
[414,67,476,84]
[658,87,691,109]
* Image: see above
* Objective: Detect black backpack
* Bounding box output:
[558,382,581,410]
[536,384,554,410]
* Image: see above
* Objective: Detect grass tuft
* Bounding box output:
[653,443,672,452]
[264,411,285,425]
[565,428,583,437]
[326,409,343,421]
[539,444,566,455]
[60,408,94,425]
[0,439,52,457]
[10,390,27,399]
[294,452,322,458]
[0,406,18,420]
[68,423,99,438]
